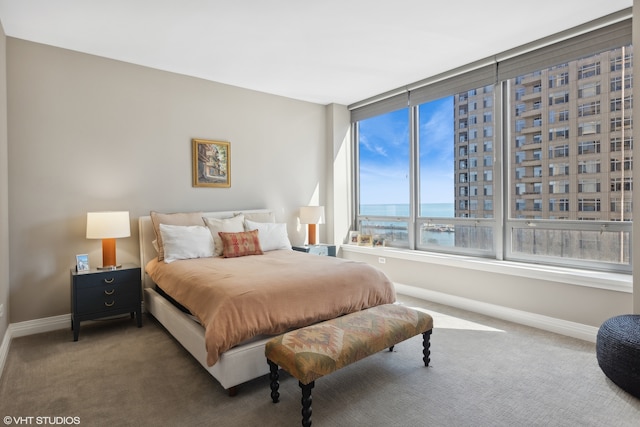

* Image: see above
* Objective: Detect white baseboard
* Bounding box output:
[394,283,599,343]
[0,314,70,379]
[8,314,71,338]
[0,329,10,379]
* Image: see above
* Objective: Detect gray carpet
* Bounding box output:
[1,295,639,427]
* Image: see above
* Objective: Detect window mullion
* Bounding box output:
[409,105,419,250]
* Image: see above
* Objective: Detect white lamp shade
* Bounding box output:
[299,206,325,225]
[86,211,131,239]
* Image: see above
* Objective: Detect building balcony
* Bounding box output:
[521,92,542,102]
[520,125,543,134]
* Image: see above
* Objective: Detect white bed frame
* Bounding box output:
[139,209,275,395]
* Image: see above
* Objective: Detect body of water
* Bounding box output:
[359,203,456,246]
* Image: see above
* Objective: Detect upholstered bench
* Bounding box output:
[265,303,433,426]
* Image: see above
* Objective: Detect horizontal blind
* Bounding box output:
[497,17,631,81]
[350,92,408,123]
[349,9,631,123]
[409,62,496,107]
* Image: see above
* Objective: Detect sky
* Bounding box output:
[358,96,454,206]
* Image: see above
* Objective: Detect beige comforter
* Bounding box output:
[146,250,396,366]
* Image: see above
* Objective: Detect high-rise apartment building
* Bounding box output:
[454,46,633,223]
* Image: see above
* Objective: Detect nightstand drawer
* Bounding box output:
[73,268,139,288]
[75,282,139,315]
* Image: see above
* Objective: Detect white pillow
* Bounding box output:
[159,224,215,263]
[244,219,292,251]
[203,214,245,256]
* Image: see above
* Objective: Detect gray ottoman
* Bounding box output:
[596,314,640,398]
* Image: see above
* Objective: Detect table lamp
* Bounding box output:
[299,206,325,245]
[86,211,131,269]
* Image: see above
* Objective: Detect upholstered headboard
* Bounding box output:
[138,209,274,289]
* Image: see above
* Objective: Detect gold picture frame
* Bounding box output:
[358,234,373,246]
[192,139,231,188]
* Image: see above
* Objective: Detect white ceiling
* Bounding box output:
[0,0,633,106]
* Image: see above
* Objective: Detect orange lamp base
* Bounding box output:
[307,224,317,245]
[99,238,121,270]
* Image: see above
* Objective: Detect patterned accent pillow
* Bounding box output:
[218,230,264,258]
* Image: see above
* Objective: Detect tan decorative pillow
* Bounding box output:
[203,215,245,256]
[238,211,276,223]
[218,230,263,258]
[150,211,205,261]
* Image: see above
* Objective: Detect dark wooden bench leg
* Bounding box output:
[423,330,432,367]
[300,381,314,427]
[268,359,280,403]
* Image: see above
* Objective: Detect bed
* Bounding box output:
[139,209,396,394]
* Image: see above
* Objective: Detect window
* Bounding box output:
[352,18,632,272]
[550,91,569,105]
[578,140,600,155]
[549,127,569,140]
[549,180,570,194]
[578,160,601,174]
[549,163,569,176]
[549,72,569,87]
[611,137,633,152]
[611,96,633,111]
[549,145,569,158]
[611,177,633,192]
[578,62,601,79]
[578,101,600,117]
[578,199,601,212]
[357,106,410,228]
[579,121,601,136]
[610,157,632,171]
[579,82,600,98]
[578,179,600,193]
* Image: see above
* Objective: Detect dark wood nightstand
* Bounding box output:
[292,244,337,257]
[70,264,142,341]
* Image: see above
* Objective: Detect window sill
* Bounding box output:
[340,244,632,293]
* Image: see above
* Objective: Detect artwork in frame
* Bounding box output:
[76,254,90,272]
[358,234,373,247]
[349,231,360,245]
[192,139,231,188]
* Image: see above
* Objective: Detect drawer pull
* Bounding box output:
[104,289,115,296]
[104,278,115,284]
[104,301,115,307]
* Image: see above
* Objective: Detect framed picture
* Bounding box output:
[75,254,90,272]
[192,139,231,188]
[373,235,386,247]
[349,231,360,245]
[358,234,373,247]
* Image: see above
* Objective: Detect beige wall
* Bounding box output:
[6,38,328,323]
[342,249,632,328]
[0,24,8,338]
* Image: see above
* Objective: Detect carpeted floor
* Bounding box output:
[0,294,639,426]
